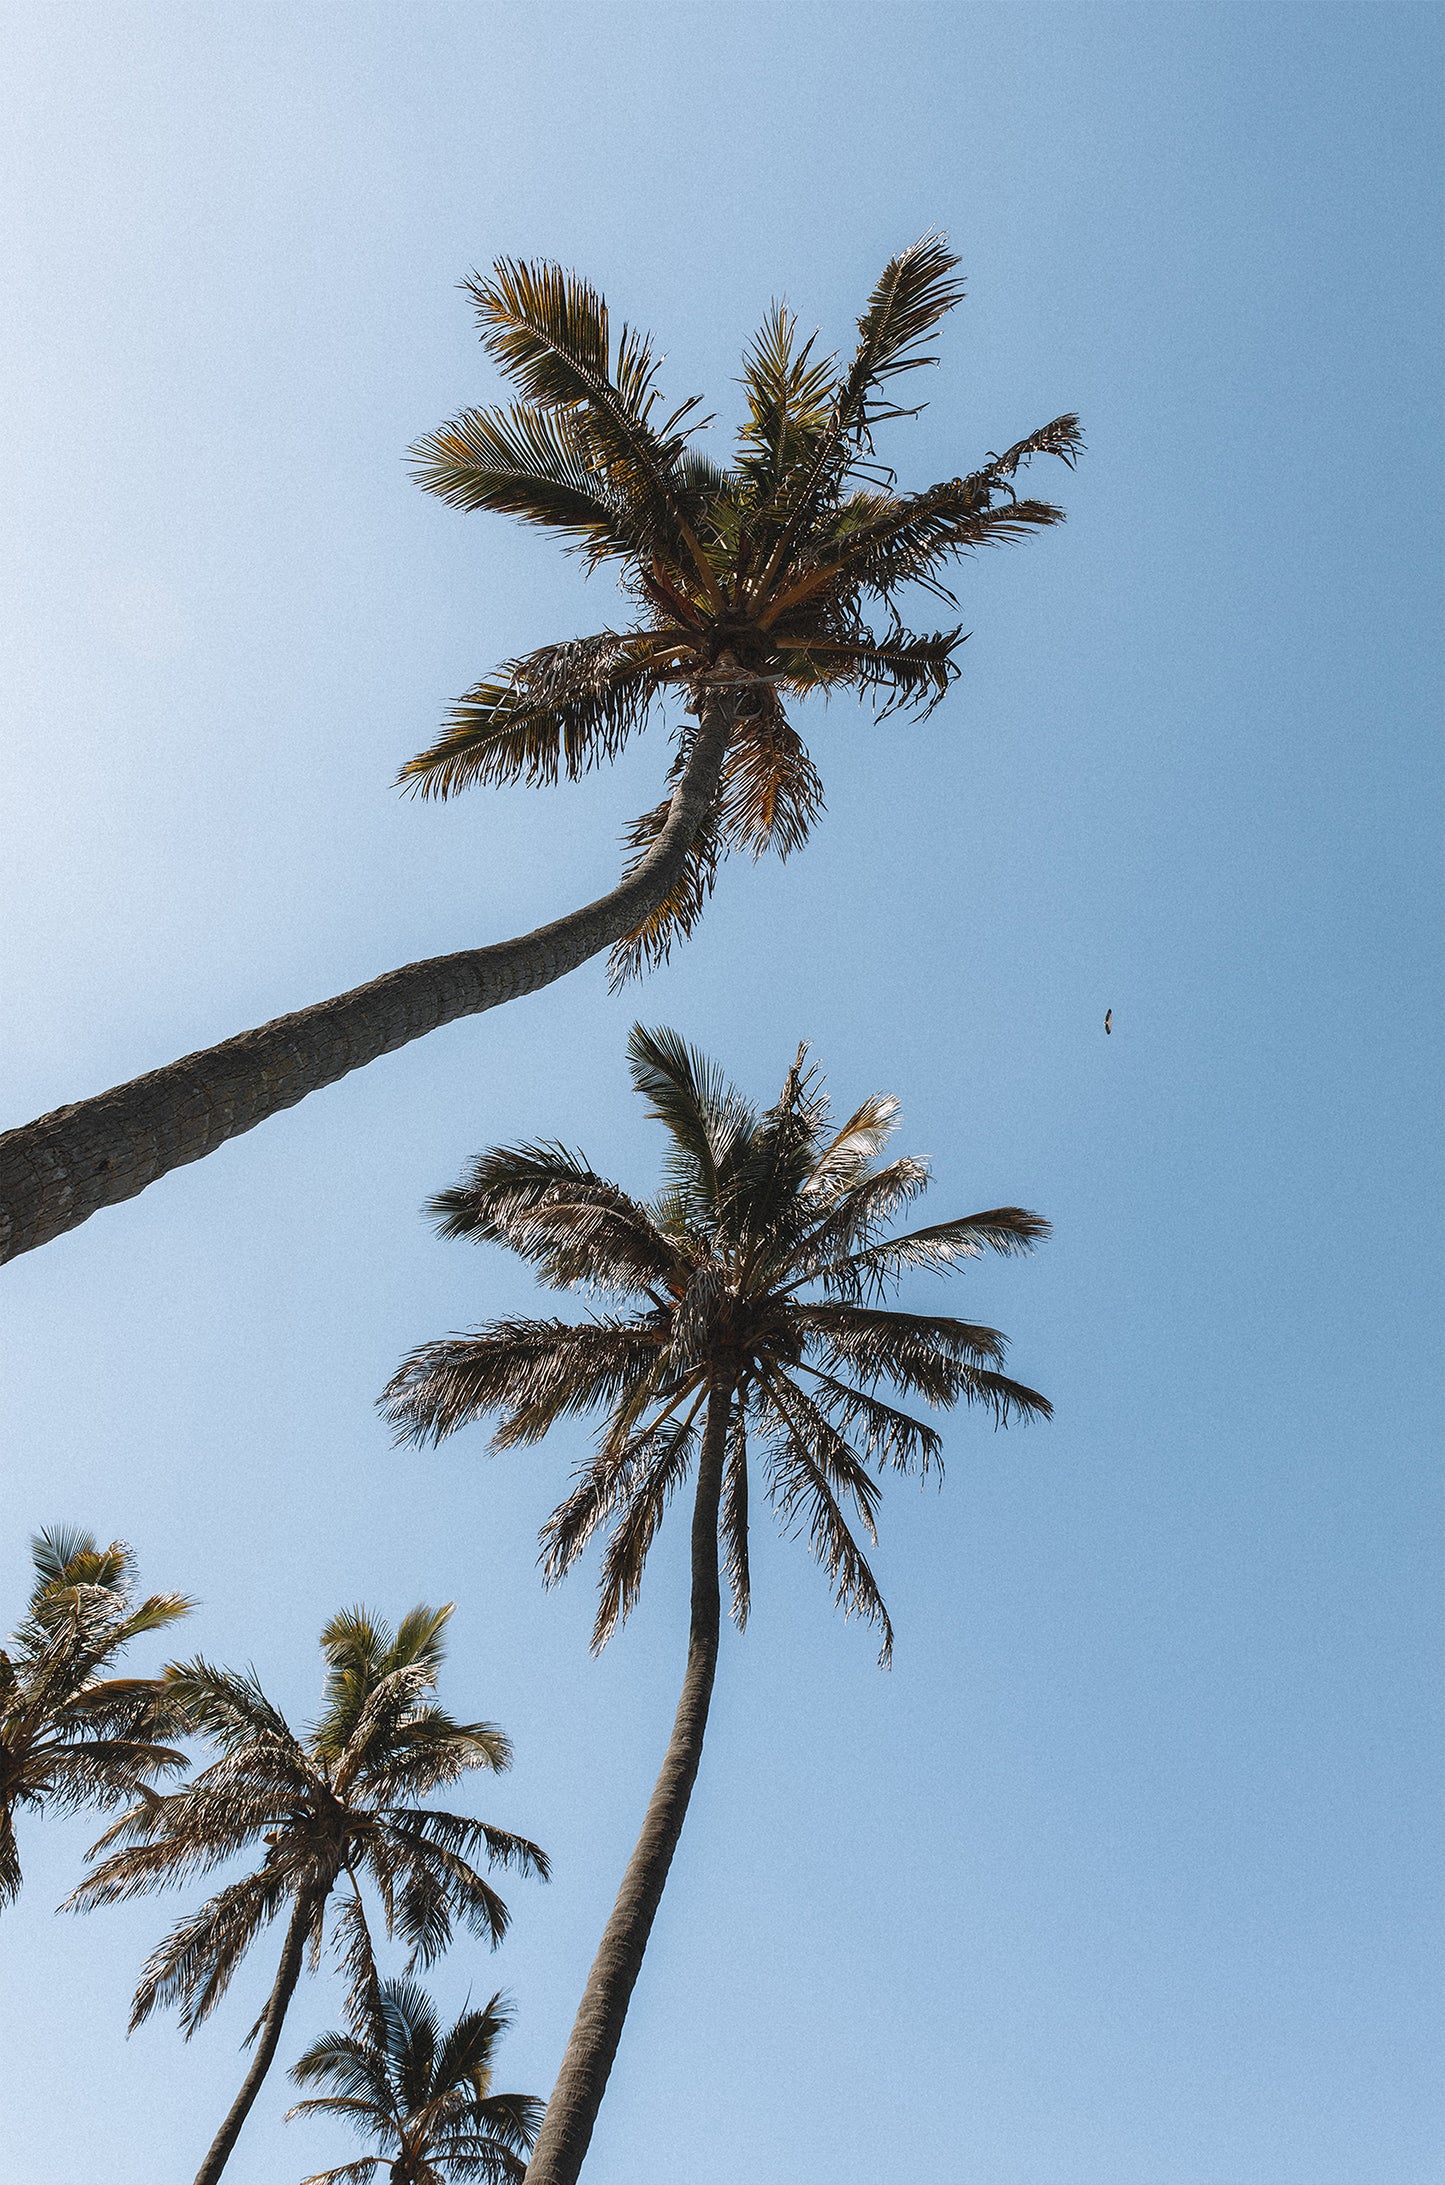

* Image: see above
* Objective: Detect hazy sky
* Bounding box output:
[1,6,1440,2182]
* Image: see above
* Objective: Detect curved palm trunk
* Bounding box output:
[192,1886,317,2185]
[0,694,736,1266]
[524,1387,730,2185]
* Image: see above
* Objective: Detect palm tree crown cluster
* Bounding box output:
[4,234,1075,2185]
[406,235,1080,980]
[3,1535,545,2184]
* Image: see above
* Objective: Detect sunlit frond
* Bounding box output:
[409,402,629,557]
[399,632,678,801]
[464,259,713,580]
[425,1140,678,1292]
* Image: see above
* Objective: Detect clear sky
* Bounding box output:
[1,5,1440,2181]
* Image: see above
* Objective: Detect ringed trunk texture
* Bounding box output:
[192,1887,316,2185]
[0,693,736,1266]
[524,1389,730,2185]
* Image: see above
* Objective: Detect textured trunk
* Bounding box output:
[192,1888,315,2185]
[0,693,736,1265]
[524,1388,730,2185]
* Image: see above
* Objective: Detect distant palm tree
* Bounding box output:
[70,1604,548,2185]
[288,1977,541,2184]
[382,1025,1052,2185]
[0,235,1080,1266]
[0,1526,190,1906]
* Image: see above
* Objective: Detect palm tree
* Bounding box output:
[69,1603,549,2185]
[0,1526,190,1906]
[287,1977,541,2184]
[0,236,1080,1266]
[381,1025,1052,2185]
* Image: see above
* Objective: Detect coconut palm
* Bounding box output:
[381,1025,1052,2185]
[69,1603,548,2185]
[0,235,1080,1266]
[288,1977,541,2184]
[0,1526,190,1906]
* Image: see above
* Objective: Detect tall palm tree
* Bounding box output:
[381,1025,1052,2185]
[288,1977,542,2185]
[0,1526,190,1906]
[69,1603,549,2185]
[0,236,1080,1266]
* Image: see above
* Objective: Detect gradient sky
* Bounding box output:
[1,6,1440,2182]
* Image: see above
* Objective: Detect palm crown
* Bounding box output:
[0,1527,191,1907]
[407,237,1082,980]
[72,1602,549,2035]
[288,1978,542,2185]
[383,1026,1051,1664]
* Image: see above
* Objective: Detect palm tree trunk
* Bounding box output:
[0,692,736,1266]
[524,1386,730,2185]
[191,1887,317,2185]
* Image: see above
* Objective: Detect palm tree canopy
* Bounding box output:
[0,1527,191,1907]
[288,1978,541,2185]
[406,238,1082,979]
[383,1027,1052,1665]
[68,1602,548,2035]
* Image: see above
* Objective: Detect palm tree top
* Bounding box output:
[288,1977,540,2185]
[0,1527,191,1907]
[384,1027,1051,1664]
[405,237,1082,978]
[69,1600,547,2038]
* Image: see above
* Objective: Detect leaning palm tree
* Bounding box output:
[69,1603,548,2185]
[288,1977,541,2184]
[0,235,1080,1265]
[381,1025,1052,2185]
[0,1526,190,1906]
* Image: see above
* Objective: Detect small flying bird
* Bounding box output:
[1104,1009,1112,1035]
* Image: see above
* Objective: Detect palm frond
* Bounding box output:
[837,235,966,444]
[590,1403,702,1649]
[735,302,837,504]
[381,1318,664,1452]
[716,696,825,858]
[398,632,676,801]
[606,786,723,988]
[721,1407,751,1631]
[755,1374,895,1665]
[798,1367,944,1474]
[409,401,630,556]
[426,1141,679,1292]
[817,1205,1052,1300]
[464,259,714,581]
[624,1022,758,1216]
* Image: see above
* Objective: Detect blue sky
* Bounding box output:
[1,4,1440,2181]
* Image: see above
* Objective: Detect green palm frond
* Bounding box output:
[735,302,838,504]
[408,402,628,556]
[462,260,714,581]
[1,1530,191,1907]
[289,1979,537,2185]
